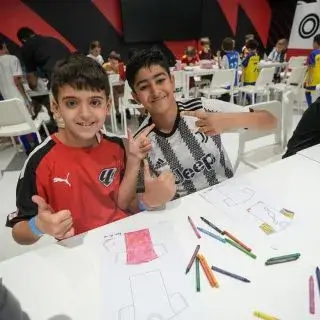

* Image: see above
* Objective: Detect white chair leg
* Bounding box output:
[10,136,17,148]
[252,93,255,104]
[36,131,42,143]
[42,123,50,137]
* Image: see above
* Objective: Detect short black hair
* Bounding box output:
[126,48,170,90]
[108,50,121,61]
[51,54,110,101]
[222,37,234,51]
[17,27,35,42]
[0,43,5,50]
[246,39,259,50]
[89,40,101,50]
[314,34,320,46]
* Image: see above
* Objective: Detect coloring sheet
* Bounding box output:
[201,182,295,236]
[100,222,206,320]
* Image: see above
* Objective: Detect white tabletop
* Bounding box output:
[297,144,320,164]
[1,155,320,319]
[259,60,287,69]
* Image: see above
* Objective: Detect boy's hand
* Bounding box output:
[32,195,75,240]
[142,160,176,208]
[127,124,155,161]
[181,110,236,135]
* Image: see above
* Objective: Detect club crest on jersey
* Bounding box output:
[99,168,117,187]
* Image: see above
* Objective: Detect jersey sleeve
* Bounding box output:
[308,51,315,66]
[221,55,229,69]
[242,54,250,67]
[6,160,46,228]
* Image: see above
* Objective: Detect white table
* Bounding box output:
[183,66,217,98]
[297,144,320,164]
[1,155,320,319]
[259,60,287,70]
[27,89,50,98]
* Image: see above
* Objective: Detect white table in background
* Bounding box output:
[184,66,217,98]
[297,143,320,164]
[1,155,320,319]
[27,89,50,98]
[259,60,287,70]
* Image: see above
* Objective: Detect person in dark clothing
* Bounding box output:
[283,97,320,158]
[17,27,71,90]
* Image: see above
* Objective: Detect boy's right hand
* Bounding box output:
[142,160,176,208]
[32,195,75,240]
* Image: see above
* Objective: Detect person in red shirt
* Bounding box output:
[198,37,213,60]
[181,46,199,66]
[6,55,176,245]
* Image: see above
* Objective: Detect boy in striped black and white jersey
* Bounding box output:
[127,49,277,198]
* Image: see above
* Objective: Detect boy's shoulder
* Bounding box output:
[177,98,204,111]
[101,134,125,149]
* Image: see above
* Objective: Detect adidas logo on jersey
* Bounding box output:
[173,153,216,184]
[154,158,168,169]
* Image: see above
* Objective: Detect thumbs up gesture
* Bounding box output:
[32,195,75,239]
[142,160,176,208]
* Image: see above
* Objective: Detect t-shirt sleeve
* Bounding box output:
[308,52,315,66]
[11,57,23,77]
[221,56,229,69]
[6,161,45,228]
[242,55,250,67]
[201,98,250,113]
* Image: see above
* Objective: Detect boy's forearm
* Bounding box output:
[117,156,141,210]
[231,111,277,130]
[12,221,41,245]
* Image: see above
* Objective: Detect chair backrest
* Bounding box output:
[122,80,133,103]
[239,100,282,142]
[287,66,307,86]
[255,67,275,87]
[288,56,306,69]
[210,69,235,90]
[282,90,294,146]
[173,70,184,90]
[0,98,35,129]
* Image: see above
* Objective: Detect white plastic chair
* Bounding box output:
[233,100,282,171]
[172,70,185,99]
[281,56,306,79]
[238,67,275,105]
[199,69,235,102]
[0,98,49,146]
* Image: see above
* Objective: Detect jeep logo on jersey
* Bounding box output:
[99,168,117,187]
[173,153,216,184]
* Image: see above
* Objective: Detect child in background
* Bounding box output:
[241,34,255,59]
[87,40,104,65]
[198,37,213,60]
[220,37,241,85]
[6,55,176,245]
[305,34,320,107]
[268,38,287,82]
[181,46,199,66]
[241,39,260,86]
[103,51,130,122]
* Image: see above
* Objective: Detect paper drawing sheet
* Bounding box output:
[201,182,295,235]
[101,222,205,320]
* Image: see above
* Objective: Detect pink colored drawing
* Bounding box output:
[125,228,158,265]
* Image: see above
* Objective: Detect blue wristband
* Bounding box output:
[138,198,148,212]
[28,216,43,237]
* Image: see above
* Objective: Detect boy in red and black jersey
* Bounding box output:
[6,55,176,244]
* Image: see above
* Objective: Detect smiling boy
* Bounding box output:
[6,55,176,244]
[127,49,277,198]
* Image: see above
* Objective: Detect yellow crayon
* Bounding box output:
[253,311,280,320]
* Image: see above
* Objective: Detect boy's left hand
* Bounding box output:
[181,110,235,135]
[127,124,155,160]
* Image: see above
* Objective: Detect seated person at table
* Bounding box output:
[268,38,287,83]
[6,55,176,245]
[283,97,320,158]
[305,34,320,107]
[181,46,199,66]
[220,37,241,84]
[241,39,260,86]
[102,51,130,122]
[126,48,277,198]
[198,37,213,60]
[87,40,104,65]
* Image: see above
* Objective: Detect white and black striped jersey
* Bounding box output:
[135,98,250,198]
